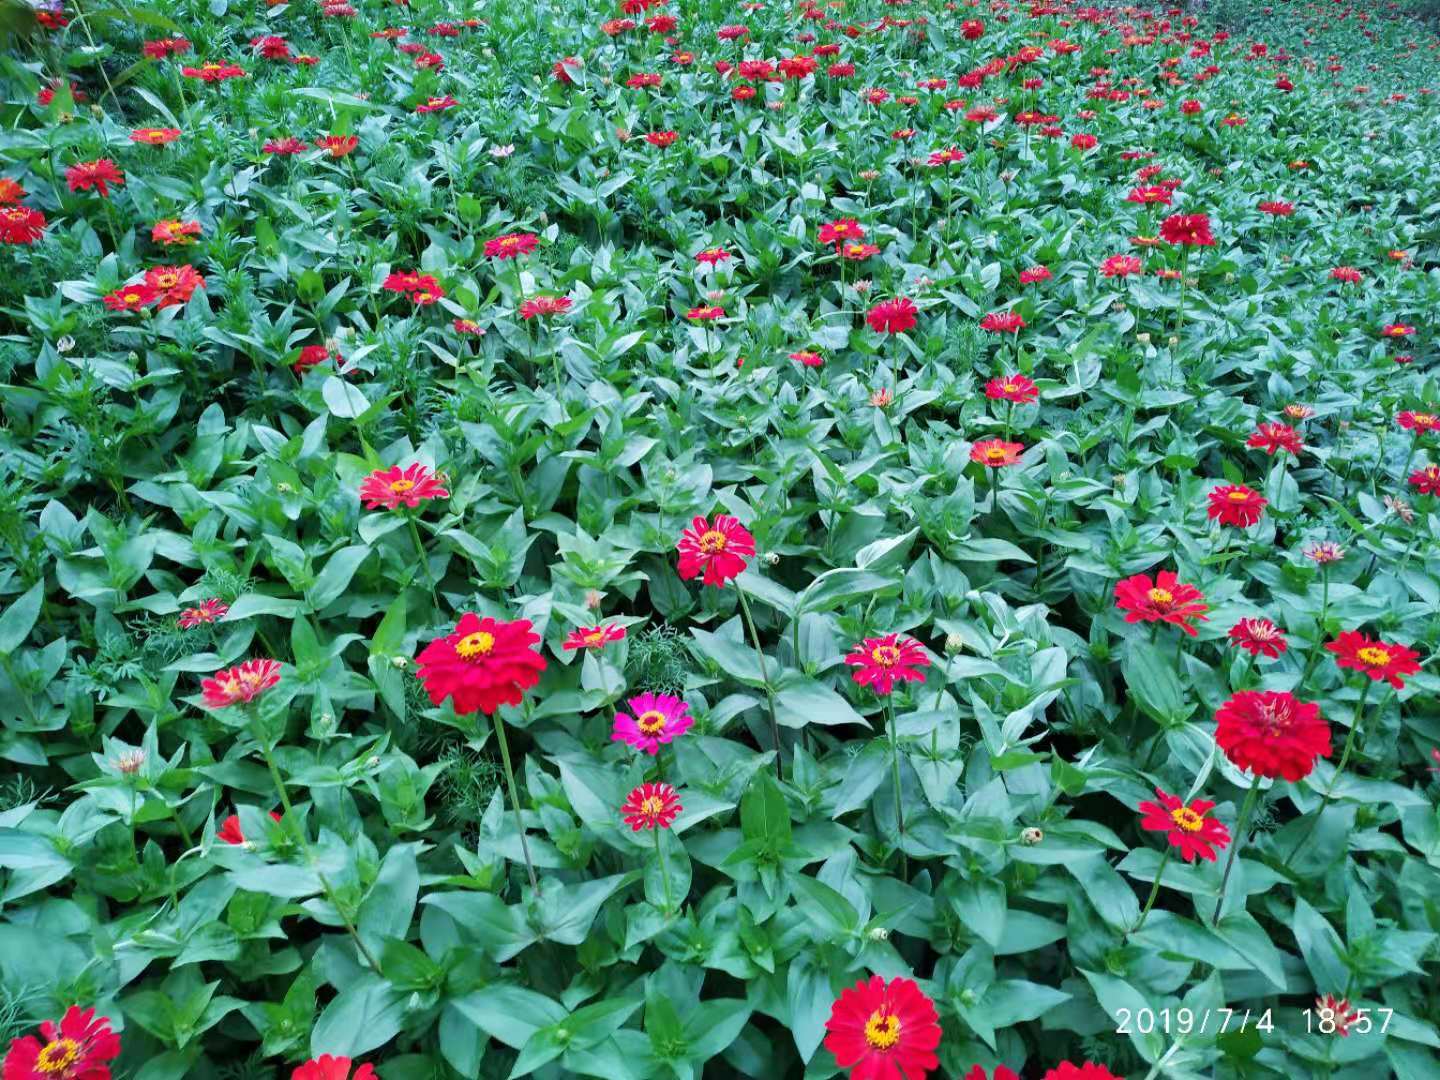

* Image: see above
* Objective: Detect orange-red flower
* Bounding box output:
[984,374,1038,404]
[866,297,917,334]
[415,614,548,716]
[201,658,282,708]
[1042,1066,1122,1080]
[315,135,359,157]
[677,514,754,587]
[1246,421,1303,456]
[1215,690,1330,781]
[1410,465,1440,495]
[970,439,1023,467]
[292,1055,378,1080]
[621,782,681,830]
[845,634,929,697]
[1325,630,1421,689]
[179,598,229,628]
[562,624,626,651]
[151,219,201,245]
[519,295,572,319]
[145,264,205,307]
[1207,484,1266,527]
[2,1006,121,1080]
[66,159,125,196]
[218,809,282,846]
[818,218,865,246]
[1114,570,1208,636]
[130,127,181,145]
[1138,788,1231,862]
[359,463,449,510]
[0,206,46,245]
[1397,411,1439,433]
[102,283,159,312]
[484,232,538,259]
[1229,617,1287,658]
[823,975,941,1080]
[1100,253,1143,277]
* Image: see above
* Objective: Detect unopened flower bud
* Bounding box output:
[391,655,408,669]
[1020,827,1043,845]
[766,552,780,566]
[56,335,75,353]
[1136,332,1151,344]
[585,589,603,610]
[277,482,294,494]
[114,750,146,775]
[366,755,381,768]
[944,633,965,655]
[1167,335,1179,347]
[868,926,889,941]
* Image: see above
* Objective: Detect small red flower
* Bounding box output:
[519,295,572,319]
[359,463,449,510]
[484,232,539,259]
[823,975,941,1080]
[1246,421,1303,456]
[866,297,918,335]
[1127,185,1173,206]
[1018,265,1051,285]
[845,634,930,696]
[1313,995,1362,1037]
[315,135,359,158]
[415,614,548,716]
[1325,630,1421,689]
[979,311,1025,334]
[970,439,1024,467]
[1382,323,1415,337]
[102,283,159,312]
[292,1055,379,1080]
[130,127,181,145]
[145,264,205,307]
[1207,484,1267,527]
[1138,788,1231,862]
[1159,212,1215,247]
[1070,133,1098,150]
[1215,690,1330,781]
[695,247,731,265]
[66,159,125,197]
[151,219,201,246]
[0,178,25,204]
[984,374,1038,404]
[264,136,308,155]
[178,598,229,629]
[1114,570,1209,636]
[686,304,724,322]
[1410,465,1440,495]
[562,624,626,651]
[964,1069,1020,1080]
[1100,253,1143,277]
[217,809,282,846]
[819,218,866,246]
[0,206,46,245]
[294,344,338,373]
[927,146,966,167]
[1042,1066,1123,1080]
[621,782,682,831]
[1257,200,1294,216]
[841,242,880,261]
[416,95,458,113]
[677,514,754,587]
[201,658,282,709]
[790,350,824,368]
[1,1006,121,1080]
[644,130,678,147]
[1229,617,1287,658]
[1397,411,1440,433]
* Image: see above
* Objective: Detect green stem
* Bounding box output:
[405,511,440,611]
[1133,846,1172,933]
[491,711,539,893]
[735,586,782,781]
[653,825,674,914]
[886,696,908,881]
[1297,567,1331,690]
[1216,773,1264,922]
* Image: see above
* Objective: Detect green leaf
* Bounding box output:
[0,582,43,654]
[311,979,406,1058]
[450,985,567,1049]
[1291,897,1349,993]
[740,771,791,847]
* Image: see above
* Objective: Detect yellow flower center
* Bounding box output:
[985,447,1008,462]
[640,795,665,816]
[1356,646,1391,666]
[1170,807,1205,833]
[863,1011,902,1050]
[1415,414,1436,426]
[833,223,851,235]
[456,631,495,658]
[37,1039,80,1074]
[123,292,142,303]
[698,530,727,554]
[584,630,605,645]
[389,479,416,493]
[154,272,178,288]
[871,645,901,667]
[1002,382,1018,393]
[1147,588,1174,605]
[1227,490,1250,501]
[499,236,520,249]
[637,710,667,735]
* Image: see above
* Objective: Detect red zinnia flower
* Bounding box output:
[1159,212,1215,247]
[1100,254,1143,277]
[686,304,724,321]
[927,147,966,167]
[845,634,929,696]
[484,232,538,259]
[294,344,338,373]
[415,614,548,715]
[145,264,205,307]
[66,159,124,197]
[1138,788,1231,862]
[292,1055,378,1080]
[621,782,682,830]
[359,463,449,510]
[644,130,678,147]
[970,439,1023,468]
[1215,690,1330,781]
[1207,484,1267,526]
[1229,618,1287,658]
[979,311,1025,334]
[130,127,181,145]
[1018,266,1051,284]
[1114,570,1209,636]
[1126,185,1173,206]
[179,598,229,628]
[1397,411,1440,433]
[1410,465,1440,495]
[519,295,572,319]
[984,374,1038,403]
[1381,323,1415,337]
[676,514,754,587]
[866,297,918,335]
[416,95,458,113]
[315,135,359,158]
[1070,133,1098,150]
[1042,1066,1123,1080]
[102,283,158,312]
[1257,200,1294,216]
[1247,422,1303,456]
[819,218,866,246]
[151,219,201,245]
[695,247,731,265]
[182,62,246,81]
[964,1069,1019,1080]
[823,975,941,1080]
[0,206,46,245]
[562,624,626,651]
[841,242,880,261]
[1313,995,1362,1037]
[2,1006,121,1080]
[790,350,823,368]
[0,178,25,204]
[201,658,282,709]
[1325,630,1421,689]
[552,56,581,83]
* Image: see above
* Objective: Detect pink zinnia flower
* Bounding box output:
[612,692,692,755]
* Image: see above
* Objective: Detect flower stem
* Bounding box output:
[1286,679,1374,860]
[1133,847,1172,933]
[886,696,909,881]
[653,825,674,914]
[1297,567,1331,689]
[1216,773,1264,922]
[736,585,782,781]
[490,710,540,893]
[406,511,440,611]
